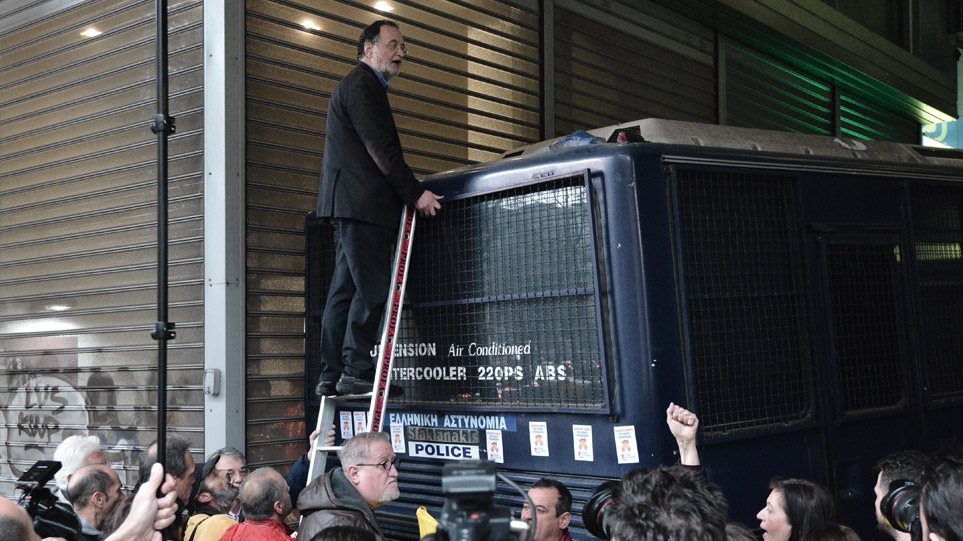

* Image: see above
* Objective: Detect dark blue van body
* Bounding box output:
[305,119,963,540]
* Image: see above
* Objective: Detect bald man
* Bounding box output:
[67,464,123,541]
[220,468,293,541]
[0,495,67,541]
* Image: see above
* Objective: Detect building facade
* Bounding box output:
[0,0,957,499]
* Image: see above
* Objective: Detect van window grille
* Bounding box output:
[825,242,907,412]
[911,186,963,403]
[675,168,812,434]
[389,176,608,410]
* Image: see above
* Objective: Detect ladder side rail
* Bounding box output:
[368,205,417,432]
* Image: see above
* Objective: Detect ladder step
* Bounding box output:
[315,445,343,453]
[318,391,373,401]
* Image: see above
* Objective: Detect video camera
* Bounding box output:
[16,460,81,541]
[423,461,531,541]
[880,479,922,541]
[582,479,620,539]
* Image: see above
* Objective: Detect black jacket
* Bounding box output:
[316,62,424,228]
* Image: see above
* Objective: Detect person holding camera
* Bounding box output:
[1,462,180,541]
[66,464,124,540]
[0,495,70,541]
[298,432,399,540]
[873,450,928,540]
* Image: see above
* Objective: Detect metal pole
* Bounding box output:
[151,0,176,474]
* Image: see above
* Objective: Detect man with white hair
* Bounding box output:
[297,431,399,539]
[53,435,106,503]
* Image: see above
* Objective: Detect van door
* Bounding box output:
[811,231,920,540]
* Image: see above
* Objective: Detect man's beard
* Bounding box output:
[376,483,400,504]
[211,484,240,512]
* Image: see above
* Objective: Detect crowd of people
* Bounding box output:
[583,403,963,541]
[5,402,960,541]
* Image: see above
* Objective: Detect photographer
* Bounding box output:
[1,462,177,541]
[873,450,928,540]
[0,496,67,541]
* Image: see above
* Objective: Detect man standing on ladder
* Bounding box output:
[315,19,443,397]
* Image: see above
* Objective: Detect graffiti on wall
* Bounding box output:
[0,338,152,489]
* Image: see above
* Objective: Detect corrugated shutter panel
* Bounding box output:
[838,88,920,143]
[244,0,540,471]
[0,0,205,490]
[723,38,834,135]
[554,0,715,136]
[723,38,921,142]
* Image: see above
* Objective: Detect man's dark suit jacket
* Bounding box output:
[316,62,425,228]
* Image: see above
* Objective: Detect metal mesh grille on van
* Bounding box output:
[911,186,963,403]
[674,168,813,434]
[825,241,907,412]
[390,176,608,410]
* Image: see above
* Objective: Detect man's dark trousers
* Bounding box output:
[320,217,395,383]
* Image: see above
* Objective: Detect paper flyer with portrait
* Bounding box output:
[390,422,405,453]
[340,411,354,439]
[529,421,549,457]
[486,429,504,463]
[572,424,594,461]
[353,411,367,435]
[614,425,640,464]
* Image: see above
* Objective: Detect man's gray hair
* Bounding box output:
[239,467,283,521]
[338,432,391,467]
[137,434,192,484]
[53,435,102,492]
[67,465,116,510]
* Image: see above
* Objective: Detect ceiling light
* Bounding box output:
[80,28,102,38]
[301,19,321,31]
[374,1,394,12]
[44,304,71,312]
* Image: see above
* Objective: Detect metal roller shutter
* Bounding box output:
[0,0,205,490]
[838,88,920,143]
[723,36,920,142]
[553,0,716,136]
[722,37,834,135]
[244,0,540,470]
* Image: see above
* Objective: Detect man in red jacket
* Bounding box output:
[219,468,293,541]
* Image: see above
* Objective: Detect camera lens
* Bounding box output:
[883,481,921,533]
[582,480,619,539]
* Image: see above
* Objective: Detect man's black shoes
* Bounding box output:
[335,374,404,396]
[315,378,337,397]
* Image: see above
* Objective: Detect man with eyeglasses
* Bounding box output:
[314,18,444,398]
[298,432,400,539]
[185,447,248,541]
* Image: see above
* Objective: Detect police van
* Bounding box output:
[305,118,963,539]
